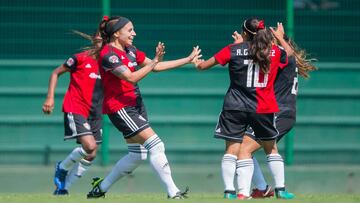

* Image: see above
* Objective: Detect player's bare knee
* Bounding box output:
[83,143,97,155]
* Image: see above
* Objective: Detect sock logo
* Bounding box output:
[162,162,169,169]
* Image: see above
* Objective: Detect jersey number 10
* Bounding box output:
[245,60,269,88]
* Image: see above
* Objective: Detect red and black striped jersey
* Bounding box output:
[214,43,288,113]
[62,51,103,118]
[99,44,146,114]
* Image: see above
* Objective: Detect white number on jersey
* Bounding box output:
[245,60,269,87]
[291,67,299,95]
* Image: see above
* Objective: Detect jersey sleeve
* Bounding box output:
[63,55,78,70]
[278,46,288,69]
[214,45,231,66]
[101,53,124,72]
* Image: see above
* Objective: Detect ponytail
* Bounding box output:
[287,39,317,78]
[243,18,273,73]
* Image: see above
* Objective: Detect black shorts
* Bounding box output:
[64,113,103,144]
[108,104,150,139]
[214,110,278,142]
[246,114,295,142]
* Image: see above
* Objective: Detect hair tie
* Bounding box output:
[103,15,109,21]
[257,20,265,30]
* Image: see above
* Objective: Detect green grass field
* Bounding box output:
[1,194,360,203]
[1,164,359,203]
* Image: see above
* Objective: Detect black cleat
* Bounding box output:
[87,177,106,199]
[168,186,189,199]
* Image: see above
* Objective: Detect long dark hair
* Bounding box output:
[242,18,273,73]
[284,36,317,78]
[71,30,100,58]
[88,16,129,58]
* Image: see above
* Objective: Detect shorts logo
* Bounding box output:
[66,58,75,66]
[138,115,146,121]
[109,55,119,63]
[83,122,91,130]
[216,128,221,133]
[85,64,92,68]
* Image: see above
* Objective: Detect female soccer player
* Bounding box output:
[239,23,317,199]
[86,16,200,199]
[192,17,292,199]
[43,31,103,195]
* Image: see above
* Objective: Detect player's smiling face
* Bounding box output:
[116,21,136,47]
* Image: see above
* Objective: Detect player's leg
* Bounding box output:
[215,110,245,199]
[254,113,294,199]
[222,141,239,199]
[65,134,98,190]
[87,107,150,198]
[54,113,93,195]
[236,135,259,199]
[96,142,147,193]
[66,117,103,190]
[241,128,274,198]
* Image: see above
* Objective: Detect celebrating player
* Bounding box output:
[86,16,200,199]
[192,17,293,199]
[43,31,103,195]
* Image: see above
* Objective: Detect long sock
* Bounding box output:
[267,154,285,188]
[143,134,179,197]
[65,159,92,190]
[60,147,88,171]
[236,159,254,197]
[252,156,267,190]
[100,144,147,192]
[221,154,237,192]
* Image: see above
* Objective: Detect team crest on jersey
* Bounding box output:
[66,58,75,66]
[83,122,91,130]
[127,61,138,68]
[109,55,119,63]
[85,64,92,68]
[129,51,136,58]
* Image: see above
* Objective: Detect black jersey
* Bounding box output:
[274,56,297,118]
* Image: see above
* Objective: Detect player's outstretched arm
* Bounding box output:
[193,56,217,71]
[143,45,201,72]
[42,65,69,114]
[111,42,165,84]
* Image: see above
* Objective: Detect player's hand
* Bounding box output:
[154,41,165,62]
[232,31,243,44]
[270,22,285,40]
[191,55,204,68]
[187,45,202,63]
[42,98,55,114]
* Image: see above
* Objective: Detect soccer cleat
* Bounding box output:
[275,189,295,199]
[53,161,68,195]
[87,177,106,198]
[223,190,237,199]
[168,186,189,199]
[53,188,69,195]
[251,185,274,198]
[237,193,252,200]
